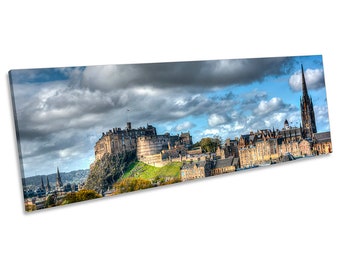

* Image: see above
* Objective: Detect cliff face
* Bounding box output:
[83,150,136,194]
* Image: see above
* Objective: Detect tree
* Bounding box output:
[76,189,101,201]
[25,204,36,212]
[45,194,57,208]
[114,178,153,195]
[199,136,221,153]
[61,189,101,205]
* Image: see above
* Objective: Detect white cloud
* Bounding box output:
[289,68,325,91]
[175,121,195,132]
[201,129,220,136]
[314,105,330,131]
[254,97,284,116]
[208,113,226,127]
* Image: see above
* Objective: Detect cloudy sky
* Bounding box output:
[9,55,330,177]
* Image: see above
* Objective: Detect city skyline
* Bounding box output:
[9,55,330,177]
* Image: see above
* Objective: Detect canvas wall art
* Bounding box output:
[9,55,332,212]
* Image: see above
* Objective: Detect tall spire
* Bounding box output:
[300,64,317,138]
[301,64,308,98]
[46,176,51,193]
[55,167,63,189]
[40,176,45,190]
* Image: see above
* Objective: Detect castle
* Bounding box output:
[93,64,332,177]
[94,122,193,165]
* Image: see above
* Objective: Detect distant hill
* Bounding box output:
[23,169,90,187]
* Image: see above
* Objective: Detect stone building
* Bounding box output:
[211,156,239,176]
[179,132,193,147]
[180,159,212,181]
[299,139,313,156]
[215,146,226,159]
[180,155,240,180]
[313,132,332,155]
[94,122,157,161]
[187,147,202,156]
[137,135,170,159]
[94,122,193,164]
[238,122,308,168]
[237,65,332,168]
[225,138,239,158]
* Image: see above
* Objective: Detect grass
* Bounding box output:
[120,161,182,181]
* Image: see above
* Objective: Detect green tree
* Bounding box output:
[76,189,102,201]
[114,178,153,195]
[61,189,101,205]
[199,136,221,153]
[191,141,201,148]
[25,204,36,212]
[45,194,57,208]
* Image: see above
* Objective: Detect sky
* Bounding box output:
[9,55,330,177]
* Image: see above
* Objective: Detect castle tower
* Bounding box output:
[55,167,63,190]
[46,176,51,193]
[300,64,317,138]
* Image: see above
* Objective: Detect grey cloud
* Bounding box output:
[77,57,293,93]
[241,90,268,105]
[289,68,325,91]
[13,57,293,143]
[10,57,304,176]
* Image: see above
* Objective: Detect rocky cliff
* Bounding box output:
[83,150,136,194]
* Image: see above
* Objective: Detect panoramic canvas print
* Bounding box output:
[9,55,332,212]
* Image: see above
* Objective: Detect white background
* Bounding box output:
[0,1,339,269]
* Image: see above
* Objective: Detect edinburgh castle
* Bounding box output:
[94,122,193,166]
[93,65,332,180]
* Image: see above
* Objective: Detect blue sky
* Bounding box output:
[9,55,330,177]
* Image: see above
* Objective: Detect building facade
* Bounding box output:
[94,122,193,164]
[211,156,239,176]
[94,122,157,161]
[180,159,212,181]
[237,65,331,168]
[313,132,332,155]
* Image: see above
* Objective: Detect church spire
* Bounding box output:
[40,176,45,190]
[301,64,308,99]
[46,176,51,193]
[300,64,317,138]
[55,167,63,189]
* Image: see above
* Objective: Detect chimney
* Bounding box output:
[127,122,132,130]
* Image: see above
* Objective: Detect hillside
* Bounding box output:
[23,169,90,187]
[121,161,182,182]
[83,150,136,193]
